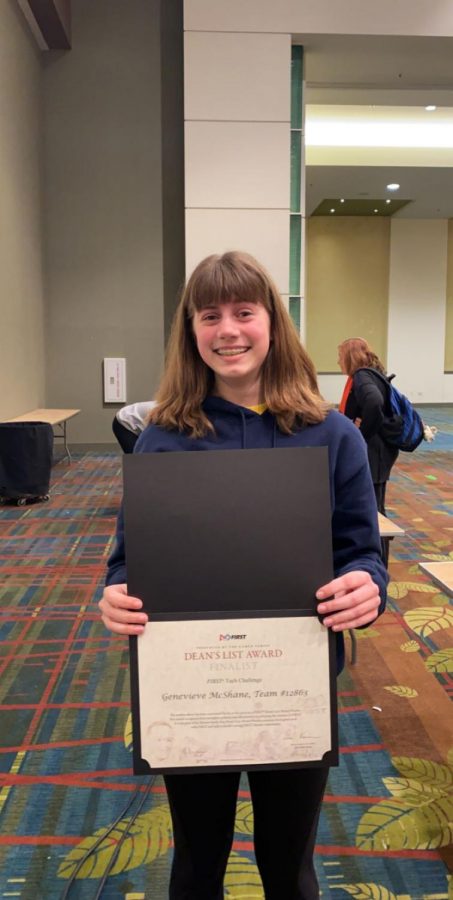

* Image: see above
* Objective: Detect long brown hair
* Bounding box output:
[338,337,386,377]
[151,251,329,437]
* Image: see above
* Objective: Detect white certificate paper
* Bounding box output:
[138,615,333,770]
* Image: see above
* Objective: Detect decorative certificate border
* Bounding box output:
[130,609,338,775]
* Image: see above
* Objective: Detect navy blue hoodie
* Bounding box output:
[106,398,388,673]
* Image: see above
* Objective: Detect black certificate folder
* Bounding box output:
[123,448,338,775]
[123,447,334,615]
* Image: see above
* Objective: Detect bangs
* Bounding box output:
[185,253,272,316]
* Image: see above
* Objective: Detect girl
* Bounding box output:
[338,336,399,567]
[100,252,388,900]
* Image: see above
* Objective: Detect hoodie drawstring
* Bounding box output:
[239,408,247,449]
[238,407,277,449]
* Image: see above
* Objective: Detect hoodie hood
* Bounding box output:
[202,395,278,449]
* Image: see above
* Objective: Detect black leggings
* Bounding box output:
[164,766,328,899]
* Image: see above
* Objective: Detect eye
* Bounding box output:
[200,311,219,322]
[237,309,254,318]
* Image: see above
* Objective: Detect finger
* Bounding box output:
[317,589,346,621]
[102,582,128,597]
[330,609,379,631]
[99,600,148,625]
[318,582,379,624]
[318,588,346,612]
[316,571,371,600]
[99,592,144,611]
[318,583,378,617]
[321,592,380,623]
[101,615,146,636]
[323,598,380,630]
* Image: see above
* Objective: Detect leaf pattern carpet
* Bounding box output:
[0,405,452,899]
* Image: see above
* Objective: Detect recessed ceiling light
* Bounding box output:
[373,209,378,213]
[340,198,345,203]
[330,208,335,213]
[386,199,391,204]
[425,105,437,111]
[386,183,400,191]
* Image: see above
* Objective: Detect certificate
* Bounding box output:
[124,448,338,774]
[133,610,337,773]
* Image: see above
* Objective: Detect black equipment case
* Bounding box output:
[0,421,53,505]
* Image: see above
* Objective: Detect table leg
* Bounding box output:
[62,421,71,463]
[53,422,72,463]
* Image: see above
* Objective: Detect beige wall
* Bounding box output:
[446,219,453,371]
[43,0,164,442]
[0,0,46,420]
[314,217,453,404]
[388,219,449,401]
[306,217,390,371]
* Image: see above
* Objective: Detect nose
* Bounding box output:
[217,312,240,338]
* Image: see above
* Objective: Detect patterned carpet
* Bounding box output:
[0,406,452,899]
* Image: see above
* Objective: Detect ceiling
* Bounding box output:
[310,196,411,217]
[306,164,453,218]
[302,34,453,217]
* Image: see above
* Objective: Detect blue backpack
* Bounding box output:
[356,368,424,452]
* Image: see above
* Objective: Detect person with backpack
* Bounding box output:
[100,253,388,900]
[337,337,399,567]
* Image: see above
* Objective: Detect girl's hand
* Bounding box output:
[316,571,381,631]
[99,583,148,635]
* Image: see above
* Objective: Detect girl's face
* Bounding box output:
[192,299,271,397]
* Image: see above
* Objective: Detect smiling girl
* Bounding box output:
[100,250,388,900]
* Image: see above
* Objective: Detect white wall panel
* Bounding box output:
[185,0,453,36]
[185,32,290,122]
[318,374,344,404]
[388,219,449,402]
[185,209,289,291]
[185,121,290,209]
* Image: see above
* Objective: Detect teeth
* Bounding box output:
[216,348,248,356]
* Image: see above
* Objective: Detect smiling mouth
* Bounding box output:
[214,348,249,357]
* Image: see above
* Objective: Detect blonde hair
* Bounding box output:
[338,337,386,377]
[151,251,329,437]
